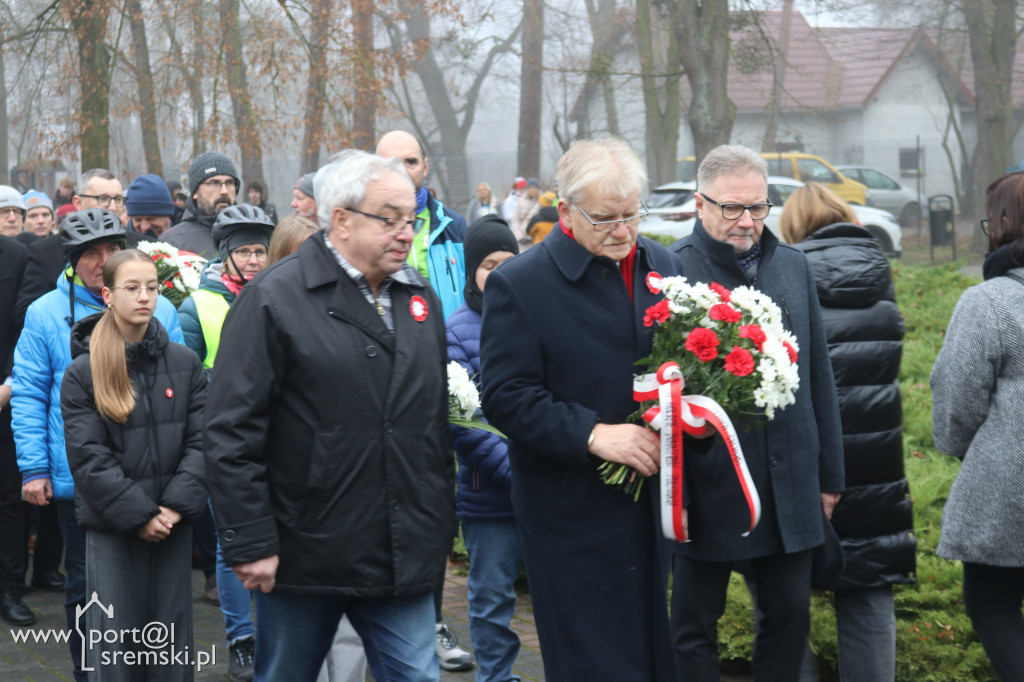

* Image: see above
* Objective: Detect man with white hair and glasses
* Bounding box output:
[205,149,455,682]
[480,136,682,680]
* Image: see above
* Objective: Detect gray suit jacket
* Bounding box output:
[671,223,844,561]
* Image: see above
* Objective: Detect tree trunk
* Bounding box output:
[585,0,621,136]
[126,0,162,175]
[351,0,376,152]
[963,0,1017,229]
[762,0,794,152]
[64,0,113,169]
[220,0,263,185]
[518,0,544,179]
[677,0,736,169]
[636,0,682,185]
[0,34,8,185]
[188,0,206,158]
[300,0,331,172]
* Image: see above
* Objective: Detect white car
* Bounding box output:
[642,176,902,256]
[835,165,926,227]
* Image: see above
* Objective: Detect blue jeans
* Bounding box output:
[57,499,88,682]
[210,501,255,644]
[462,518,523,682]
[253,589,438,682]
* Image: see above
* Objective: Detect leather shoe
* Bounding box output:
[0,588,36,626]
[31,570,66,592]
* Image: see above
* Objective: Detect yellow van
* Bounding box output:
[677,152,867,205]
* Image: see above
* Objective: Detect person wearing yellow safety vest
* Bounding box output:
[176,202,272,682]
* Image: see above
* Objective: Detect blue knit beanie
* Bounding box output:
[126,174,174,217]
[22,190,53,214]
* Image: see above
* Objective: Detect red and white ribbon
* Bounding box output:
[633,362,761,543]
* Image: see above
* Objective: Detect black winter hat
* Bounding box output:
[463,215,519,314]
[188,152,240,195]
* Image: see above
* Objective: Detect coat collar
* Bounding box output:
[546,224,659,283]
[689,220,779,280]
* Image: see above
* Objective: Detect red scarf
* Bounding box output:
[560,218,637,300]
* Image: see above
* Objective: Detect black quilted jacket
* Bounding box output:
[793,222,916,588]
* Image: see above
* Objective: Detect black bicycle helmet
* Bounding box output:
[60,208,127,264]
[212,203,275,249]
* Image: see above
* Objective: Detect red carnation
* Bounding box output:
[685,328,720,362]
[709,281,731,302]
[783,340,798,364]
[164,280,174,288]
[724,346,755,376]
[739,324,767,351]
[643,299,672,327]
[709,303,742,324]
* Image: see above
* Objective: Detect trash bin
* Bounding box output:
[928,194,955,261]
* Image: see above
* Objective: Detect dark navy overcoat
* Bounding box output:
[480,227,681,681]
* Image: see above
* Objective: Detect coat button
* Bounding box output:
[223,530,237,543]
[384,422,393,434]
[365,345,377,357]
[769,457,778,467]
[601,269,611,278]
[391,502,400,512]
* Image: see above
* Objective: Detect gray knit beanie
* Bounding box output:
[187,152,240,195]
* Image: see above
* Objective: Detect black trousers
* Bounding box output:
[963,561,1024,681]
[0,410,26,590]
[672,549,813,682]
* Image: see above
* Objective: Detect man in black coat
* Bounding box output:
[205,150,455,682]
[0,235,34,626]
[669,145,844,681]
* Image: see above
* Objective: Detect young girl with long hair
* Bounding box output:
[61,249,207,681]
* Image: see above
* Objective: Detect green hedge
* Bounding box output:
[715,263,999,681]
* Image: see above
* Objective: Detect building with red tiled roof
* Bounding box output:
[571,10,1024,204]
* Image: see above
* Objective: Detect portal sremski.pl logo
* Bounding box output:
[9,592,216,672]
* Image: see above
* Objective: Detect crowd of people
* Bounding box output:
[0,132,1019,682]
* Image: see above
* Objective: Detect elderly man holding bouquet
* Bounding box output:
[480,136,685,680]
[668,145,844,680]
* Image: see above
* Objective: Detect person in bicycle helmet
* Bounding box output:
[176,203,273,676]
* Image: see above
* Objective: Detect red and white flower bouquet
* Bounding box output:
[135,241,206,308]
[600,276,801,541]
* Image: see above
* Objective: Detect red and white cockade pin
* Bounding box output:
[165,388,174,399]
[409,295,429,322]
[646,271,663,294]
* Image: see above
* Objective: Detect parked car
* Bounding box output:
[642,176,902,256]
[676,152,868,205]
[835,165,926,227]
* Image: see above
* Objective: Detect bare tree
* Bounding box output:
[299,0,332,172]
[125,0,162,174]
[963,0,1019,217]
[635,0,682,184]
[351,0,377,151]
[388,0,522,208]
[584,0,625,137]
[63,0,114,168]
[518,0,544,178]
[761,0,794,152]
[220,0,263,185]
[676,0,736,167]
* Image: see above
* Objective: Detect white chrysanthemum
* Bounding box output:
[447,361,481,419]
[136,241,180,258]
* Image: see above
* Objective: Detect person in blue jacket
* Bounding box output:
[446,216,520,682]
[376,131,467,321]
[11,208,182,682]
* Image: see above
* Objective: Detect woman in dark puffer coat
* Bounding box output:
[61,249,207,681]
[779,183,915,682]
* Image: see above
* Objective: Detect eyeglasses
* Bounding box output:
[0,207,21,218]
[346,207,424,235]
[572,201,650,232]
[81,194,126,207]
[200,179,235,191]
[113,284,160,298]
[231,248,268,262]
[701,194,772,220]
[980,219,990,236]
